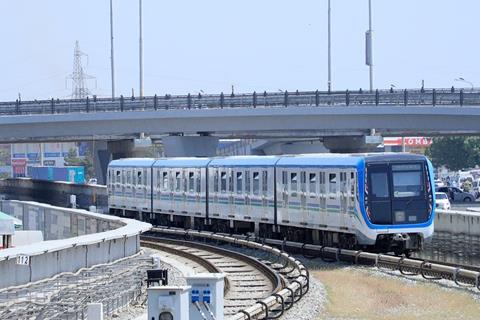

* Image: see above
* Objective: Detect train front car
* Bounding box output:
[359,154,435,254]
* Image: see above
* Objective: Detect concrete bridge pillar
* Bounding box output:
[93,141,110,185]
[162,135,219,157]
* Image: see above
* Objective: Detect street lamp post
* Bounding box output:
[365,0,374,92]
[139,0,144,98]
[109,0,115,99]
[327,0,332,92]
[455,77,474,91]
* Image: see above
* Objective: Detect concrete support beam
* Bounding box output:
[93,141,110,185]
[162,135,218,157]
[323,136,379,153]
[251,139,329,155]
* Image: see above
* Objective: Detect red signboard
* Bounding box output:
[384,137,432,147]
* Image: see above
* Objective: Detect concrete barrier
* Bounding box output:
[0,200,151,289]
[435,209,480,236]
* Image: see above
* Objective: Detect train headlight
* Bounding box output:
[394,210,405,222]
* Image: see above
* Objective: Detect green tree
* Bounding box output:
[426,137,480,171]
[64,148,95,180]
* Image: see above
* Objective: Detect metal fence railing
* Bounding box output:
[1,88,479,116]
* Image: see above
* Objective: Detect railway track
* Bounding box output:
[141,228,309,320]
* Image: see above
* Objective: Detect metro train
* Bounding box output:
[107,153,435,254]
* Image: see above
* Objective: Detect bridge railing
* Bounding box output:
[1,88,479,116]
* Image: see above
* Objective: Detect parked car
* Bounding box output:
[472,179,480,199]
[435,192,451,210]
[434,179,445,189]
[436,186,475,203]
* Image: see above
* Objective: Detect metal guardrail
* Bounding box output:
[3,88,480,116]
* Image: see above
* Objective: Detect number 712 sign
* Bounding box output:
[16,255,30,266]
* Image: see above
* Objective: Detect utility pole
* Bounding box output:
[139,0,144,98]
[110,0,115,99]
[366,0,374,92]
[327,0,332,92]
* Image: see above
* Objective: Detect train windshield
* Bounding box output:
[391,164,424,198]
[366,161,431,225]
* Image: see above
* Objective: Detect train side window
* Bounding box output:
[137,171,142,185]
[127,171,131,185]
[116,170,121,183]
[309,173,317,196]
[262,171,268,195]
[144,169,149,186]
[253,172,260,195]
[189,172,195,192]
[329,173,337,195]
[300,171,306,193]
[175,172,181,192]
[282,171,288,191]
[196,171,201,193]
[236,172,243,194]
[245,171,251,194]
[290,172,298,197]
[221,171,227,193]
[213,170,219,193]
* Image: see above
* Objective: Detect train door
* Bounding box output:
[339,171,348,228]
[168,169,174,212]
[211,168,220,217]
[244,170,252,219]
[251,170,261,220]
[366,164,392,224]
[261,170,269,221]
[347,171,357,228]
[234,170,244,217]
[288,170,300,224]
[326,170,341,228]
[228,169,235,218]
[174,170,182,212]
[300,171,308,225]
[319,171,327,227]
[306,171,319,226]
[125,169,132,199]
[279,170,288,224]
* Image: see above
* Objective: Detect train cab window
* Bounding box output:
[188,172,195,192]
[329,173,337,194]
[162,172,168,190]
[262,171,268,195]
[309,173,317,195]
[236,172,243,194]
[253,172,260,195]
[175,172,181,192]
[300,172,306,193]
[290,173,298,197]
[392,164,424,198]
[220,172,227,193]
[370,172,389,198]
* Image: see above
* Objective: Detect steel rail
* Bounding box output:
[145,227,309,320]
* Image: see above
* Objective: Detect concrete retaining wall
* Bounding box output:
[0,200,150,289]
[435,209,480,236]
[0,178,108,212]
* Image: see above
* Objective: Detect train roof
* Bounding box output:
[109,158,156,167]
[276,154,364,167]
[209,155,280,167]
[153,157,212,168]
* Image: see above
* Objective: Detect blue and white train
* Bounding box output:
[108,153,435,254]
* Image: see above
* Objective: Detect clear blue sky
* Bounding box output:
[0,0,478,101]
